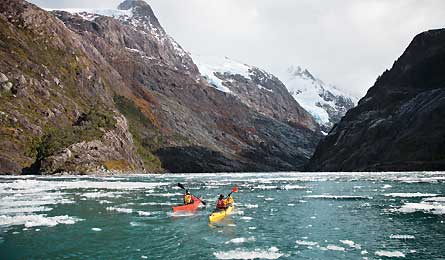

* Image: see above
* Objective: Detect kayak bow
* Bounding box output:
[208,205,234,222]
[172,196,201,212]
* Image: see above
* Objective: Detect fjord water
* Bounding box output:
[0,172,444,260]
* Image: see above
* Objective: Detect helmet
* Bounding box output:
[185,190,190,194]
[219,194,224,199]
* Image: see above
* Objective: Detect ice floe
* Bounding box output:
[225,236,255,244]
[91,228,102,231]
[296,240,318,246]
[384,193,438,198]
[305,195,372,200]
[0,214,83,227]
[390,234,415,239]
[326,245,346,251]
[214,247,283,259]
[375,250,405,258]
[106,207,133,214]
[339,240,361,249]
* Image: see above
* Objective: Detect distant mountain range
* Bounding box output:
[0,0,320,174]
[193,56,357,134]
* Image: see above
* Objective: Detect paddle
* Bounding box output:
[177,183,207,205]
[227,185,239,197]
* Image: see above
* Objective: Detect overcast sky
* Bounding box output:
[29,0,445,97]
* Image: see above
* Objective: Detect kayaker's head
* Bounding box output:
[219,194,224,200]
[185,190,190,195]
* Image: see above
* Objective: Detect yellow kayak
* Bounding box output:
[208,205,234,222]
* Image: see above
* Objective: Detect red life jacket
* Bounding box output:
[216,199,226,209]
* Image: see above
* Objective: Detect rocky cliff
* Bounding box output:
[0,0,321,174]
[306,29,445,171]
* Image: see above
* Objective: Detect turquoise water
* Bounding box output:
[0,172,444,259]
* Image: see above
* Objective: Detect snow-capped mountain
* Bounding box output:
[48,0,197,74]
[279,66,358,133]
[193,55,319,132]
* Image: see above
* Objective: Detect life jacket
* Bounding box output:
[227,196,234,205]
[184,194,192,205]
[216,198,227,209]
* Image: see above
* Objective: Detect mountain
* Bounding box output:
[306,29,445,171]
[0,0,321,174]
[279,66,357,133]
[192,56,319,131]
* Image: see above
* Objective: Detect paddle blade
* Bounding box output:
[232,185,238,193]
[177,183,185,190]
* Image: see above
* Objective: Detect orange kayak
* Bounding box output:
[172,196,201,212]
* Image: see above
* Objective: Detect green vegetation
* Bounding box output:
[30,109,116,161]
[114,95,163,171]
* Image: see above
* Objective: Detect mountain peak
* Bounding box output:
[118,0,149,11]
[117,0,163,31]
[286,65,316,81]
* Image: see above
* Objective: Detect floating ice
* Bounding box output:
[92,228,102,231]
[137,211,151,216]
[0,214,83,227]
[225,236,255,244]
[214,247,283,259]
[384,193,438,198]
[339,240,361,249]
[326,245,346,251]
[106,207,133,214]
[296,240,318,246]
[390,235,415,239]
[375,250,405,258]
[305,195,372,200]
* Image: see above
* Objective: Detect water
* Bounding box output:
[0,172,444,260]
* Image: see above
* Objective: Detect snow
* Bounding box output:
[375,250,405,258]
[214,247,283,259]
[45,8,133,21]
[278,65,358,127]
[192,55,253,94]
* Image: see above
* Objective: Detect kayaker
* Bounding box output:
[216,194,227,210]
[183,190,193,205]
[226,194,234,206]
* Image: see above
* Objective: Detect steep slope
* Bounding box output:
[192,56,319,131]
[279,66,357,133]
[307,29,445,171]
[0,0,321,174]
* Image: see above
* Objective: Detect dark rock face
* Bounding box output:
[0,0,321,174]
[307,29,445,171]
